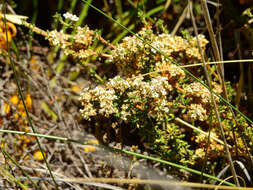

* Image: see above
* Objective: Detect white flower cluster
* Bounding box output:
[165,63,185,79]
[185,82,221,104]
[48,30,69,48]
[79,75,173,121]
[185,82,211,104]
[156,34,187,52]
[110,27,209,79]
[151,41,165,54]
[187,104,207,121]
[48,25,96,59]
[73,26,93,46]
[79,86,118,120]
[63,12,79,22]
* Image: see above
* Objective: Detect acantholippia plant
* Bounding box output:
[78,26,253,167]
[29,13,252,170]
[78,26,224,166]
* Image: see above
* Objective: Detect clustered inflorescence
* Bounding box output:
[63,12,79,22]
[80,75,173,121]
[109,27,208,78]
[47,13,97,59]
[78,27,252,167]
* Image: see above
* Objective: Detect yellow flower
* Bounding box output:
[25,93,32,110]
[87,139,99,145]
[10,95,19,105]
[3,102,10,115]
[84,146,97,152]
[71,85,81,93]
[33,150,46,161]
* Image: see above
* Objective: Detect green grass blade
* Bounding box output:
[52,0,64,29]
[76,0,93,26]
[0,128,235,187]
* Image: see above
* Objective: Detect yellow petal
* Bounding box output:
[84,146,97,152]
[17,102,24,111]
[1,140,5,148]
[71,85,81,93]
[3,102,10,115]
[25,93,32,110]
[3,31,12,41]
[33,151,46,161]
[10,95,19,105]
[87,139,99,145]
[23,136,31,144]
[6,22,17,37]
[21,111,27,118]
[14,113,19,119]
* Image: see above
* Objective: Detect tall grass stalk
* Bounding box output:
[189,0,239,186]
[52,0,64,29]
[76,0,93,26]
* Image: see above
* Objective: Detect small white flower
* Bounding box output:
[63,12,79,22]
[151,41,164,54]
[187,104,207,121]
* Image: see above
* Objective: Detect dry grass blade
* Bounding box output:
[0,13,28,25]
[181,59,253,68]
[175,117,231,148]
[17,177,252,190]
[189,0,239,186]
[215,176,247,190]
[215,161,252,185]
[171,2,189,35]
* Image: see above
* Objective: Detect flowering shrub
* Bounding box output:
[39,15,253,169]
[80,75,197,164]
[78,27,252,168]
[76,27,212,165]
[80,75,172,121]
